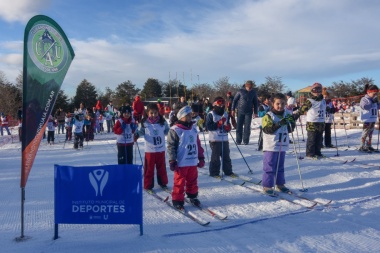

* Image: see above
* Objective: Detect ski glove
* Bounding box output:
[224,124,231,132]
[197,158,205,168]
[121,122,127,130]
[169,161,179,171]
[279,118,287,126]
[285,114,294,124]
[217,118,226,128]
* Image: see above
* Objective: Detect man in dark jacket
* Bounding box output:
[231,80,259,145]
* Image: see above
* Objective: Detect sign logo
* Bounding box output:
[28,24,68,73]
[89,169,109,196]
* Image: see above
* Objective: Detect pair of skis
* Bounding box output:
[145,187,227,226]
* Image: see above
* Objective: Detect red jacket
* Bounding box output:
[132,98,144,116]
[157,102,165,116]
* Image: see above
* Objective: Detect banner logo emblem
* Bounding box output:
[28,25,68,73]
[89,169,109,196]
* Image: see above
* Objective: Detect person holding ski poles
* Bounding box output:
[114,106,136,164]
[296,82,327,159]
[134,103,170,190]
[322,88,335,148]
[205,97,235,177]
[359,84,380,152]
[261,93,296,195]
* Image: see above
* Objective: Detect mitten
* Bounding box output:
[285,114,294,123]
[197,158,205,168]
[217,118,226,128]
[279,118,287,126]
[224,124,231,132]
[169,161,178,171]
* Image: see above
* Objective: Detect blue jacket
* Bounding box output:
[232,86,259,114]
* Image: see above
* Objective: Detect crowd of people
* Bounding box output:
[1,80,379,211]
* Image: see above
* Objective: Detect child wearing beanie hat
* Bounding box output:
[322,88,335,148]
[359,84,380,152]
[295,82,330,159]
[205,97,235,177]
[167,105,205,210]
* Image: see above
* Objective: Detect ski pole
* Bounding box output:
[135,140,144,165]
[294,123,304,159]
[221,127,224,179]
[376,111,380,151]
[228,131,253,174]
[134,141,137,164]
[272,125,284,196]
[298,117,305,141]
[332,117,339,157]
[288,122,307,192]
[341,111,350,149]
[201,130,210,163]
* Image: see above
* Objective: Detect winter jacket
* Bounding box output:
[297,94,327,132]
[132,98,144,116]
[232,86,259,115]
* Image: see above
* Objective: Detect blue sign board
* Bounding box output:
[54,164,143,237]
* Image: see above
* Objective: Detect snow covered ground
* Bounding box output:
[1,122,380,253]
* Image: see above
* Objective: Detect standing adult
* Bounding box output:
[132,95,144,123]
[55,108,65,134]
[226,91,237,129]
[231,80,259,145]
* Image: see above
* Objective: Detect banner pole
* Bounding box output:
[21,187,25,238]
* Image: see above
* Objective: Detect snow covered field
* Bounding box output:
[1,123,380,253]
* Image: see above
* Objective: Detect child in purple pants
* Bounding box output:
[261,93,296,195]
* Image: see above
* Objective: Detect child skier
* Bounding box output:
[134,103,170,190]
[297,82,326,158]
[73,113,84,149]
[46,115,57,145]
[205,97,235,177]
[258,94,271,151]
[322,88,334,148]
[261,93,296,194]
[0,112,11,136]
[359,84,380,152]
[65,112,73,141]
[167,106,205,210]
[191,104,204,132]
[114,106,136,164]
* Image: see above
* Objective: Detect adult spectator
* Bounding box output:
[132,95,144,123]
[226,91,237,129]
[231,80,258,145]
[177,96,188,108]
[286,91,297,111]
[55,108,65,134]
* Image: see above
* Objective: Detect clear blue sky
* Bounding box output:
[1,0,380,96]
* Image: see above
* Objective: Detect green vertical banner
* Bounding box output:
[21,15,75,187]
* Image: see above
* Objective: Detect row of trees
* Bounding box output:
[0,70,376,119]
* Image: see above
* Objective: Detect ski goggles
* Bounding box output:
[213,99,225,106]
[311,86,322,93]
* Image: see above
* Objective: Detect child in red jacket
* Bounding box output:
[114,106,136,164]
[167,106,205,210]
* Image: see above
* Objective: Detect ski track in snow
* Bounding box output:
[1,128,380,252]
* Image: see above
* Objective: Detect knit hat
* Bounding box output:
[177,105,192,120]
[227,91,232,96]
[286,91,292,97]
[157,98,161,103]
[311,82,322,93]
[120,105,132,114]
[213,96,225,106]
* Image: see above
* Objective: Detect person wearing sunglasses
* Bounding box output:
[296,82,327,159]
[231,80,259,145]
